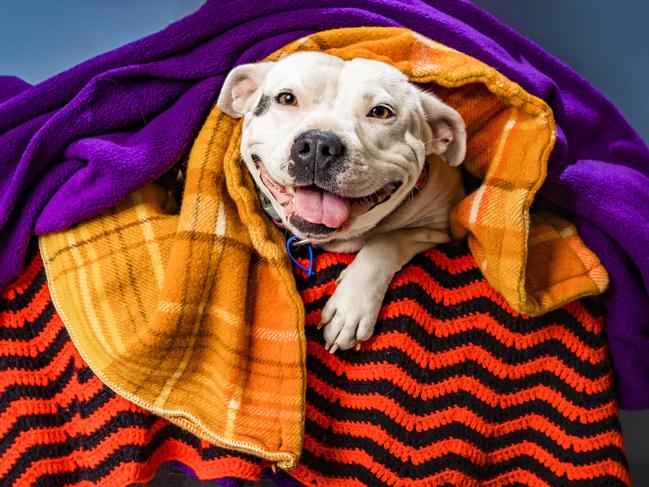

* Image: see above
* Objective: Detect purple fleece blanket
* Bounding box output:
[1,0,648,408]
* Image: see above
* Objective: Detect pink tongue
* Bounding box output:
[293,188,351,228]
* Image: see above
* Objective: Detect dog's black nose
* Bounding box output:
[291,130,345,173]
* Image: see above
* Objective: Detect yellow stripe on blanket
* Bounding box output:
[39,27,608,467]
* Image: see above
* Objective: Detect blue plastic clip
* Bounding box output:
[286,235,314,278]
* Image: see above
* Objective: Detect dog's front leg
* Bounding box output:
[320,228,451,353]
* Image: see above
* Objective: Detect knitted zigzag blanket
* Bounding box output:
[0,245,628,486]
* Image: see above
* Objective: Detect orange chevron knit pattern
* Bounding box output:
[0,243,629,486]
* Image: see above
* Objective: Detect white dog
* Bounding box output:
[217,52,466,353]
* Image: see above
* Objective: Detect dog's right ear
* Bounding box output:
[419,90,467,167]
[216,62,274,118]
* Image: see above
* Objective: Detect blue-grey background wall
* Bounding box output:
[1,0,647,484]
[0,1,204,83]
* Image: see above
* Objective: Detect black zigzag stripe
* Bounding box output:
[296,253,485,292]
[579,296,606,318]
[306,350,614,410]
[0,356,75,414]
[0,299,56,341]
[0,412,71,458]
[386,282,605,343]
[30,422,262,486]
[303,283,605,349]
[305,392,627,466]
[303,422,627,487]
[300,248,479,284]
[304,319,610,380]
[0,324,71,371]
[300,446,627,487]
[2,412,157,485]
[306,366,620,437]
[0,266,47,312]
[78,386,115,419]
[305,417,627,477]
[77,366,95,384]
[301,249,605,341]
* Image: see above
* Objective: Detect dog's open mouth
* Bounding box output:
[253,157,401,230]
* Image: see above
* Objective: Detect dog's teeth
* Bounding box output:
[285,186,295,195]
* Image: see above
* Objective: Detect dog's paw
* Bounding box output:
[319,270,385,353]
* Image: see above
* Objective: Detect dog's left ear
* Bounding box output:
[419,91,467,167]
[216,62,274,118]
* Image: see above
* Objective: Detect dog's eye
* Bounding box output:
[276,92,297,106]
[368,105,395,119]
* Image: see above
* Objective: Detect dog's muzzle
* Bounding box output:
[251,128,412,236]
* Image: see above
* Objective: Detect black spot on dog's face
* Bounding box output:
[253,95,271,117]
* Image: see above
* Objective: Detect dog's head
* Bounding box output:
[217,52,466,243]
